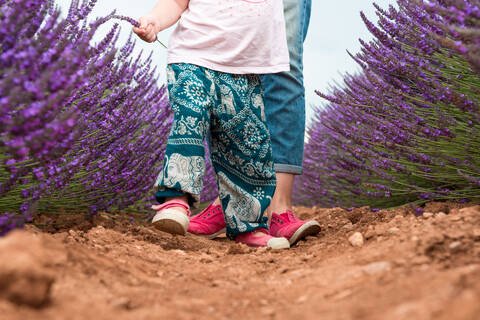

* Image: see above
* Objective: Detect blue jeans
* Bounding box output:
[261,0,312,175]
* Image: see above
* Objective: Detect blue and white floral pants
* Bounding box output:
[155,63,276,237]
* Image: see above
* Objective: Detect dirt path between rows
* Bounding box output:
[1,202,480,320]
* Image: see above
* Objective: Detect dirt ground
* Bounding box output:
[1,202,480,320]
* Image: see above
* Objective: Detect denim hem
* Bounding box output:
[274,163,303,175]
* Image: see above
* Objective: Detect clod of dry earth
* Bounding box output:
[0,231,60,308]
[1,202,480,320]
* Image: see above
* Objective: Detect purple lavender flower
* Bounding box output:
[1,0,173,236]
[293,0,480,209]
[414,207,424,217]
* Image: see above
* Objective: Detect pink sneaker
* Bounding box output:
[269,210,321,245]
[236,228,290,249]
[151,200,191,236]
[187,202,226,239]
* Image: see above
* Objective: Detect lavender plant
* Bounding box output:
[294,0,480,209]
[0,0,180,235]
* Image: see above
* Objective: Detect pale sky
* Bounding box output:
[55,0,397,123]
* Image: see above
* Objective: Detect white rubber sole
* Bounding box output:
[267,237,290,249]
[289,220,321,245]
[152,209,190,236]
[187,228,226,240]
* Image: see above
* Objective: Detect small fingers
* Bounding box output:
[132,26,145,35]
[147,24,157,39]
[133,28,155,43]
[133,19,157,43]
[138,16,148,29]
[145,28,157,42]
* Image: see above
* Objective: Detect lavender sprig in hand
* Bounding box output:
[112,14,167,48]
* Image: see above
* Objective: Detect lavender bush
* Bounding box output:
[294,0,480,208]
[0,0,179,235]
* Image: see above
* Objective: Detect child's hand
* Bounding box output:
[133,15,160,43]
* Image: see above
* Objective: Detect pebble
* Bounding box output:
[449,215,462,222]
[388,227,400,234]
[348,232,364,247]
[111,297,132,309]
[364,228,376,240]
[375,225,387,236]
[435,213,447,221]
[171,249,186,256]
[473,228,480,240]
[343,222,354,231]
[362,261,392,275]
[449,241,462,252]
[422,212,434,219]
[331,289,353,300]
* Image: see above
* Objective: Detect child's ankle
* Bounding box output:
[212,197,221,206]
[165,195,189,204]
[163,197,190,215]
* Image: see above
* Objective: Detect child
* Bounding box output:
[133,0,290,249]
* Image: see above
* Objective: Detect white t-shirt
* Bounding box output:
[167,0,290,74]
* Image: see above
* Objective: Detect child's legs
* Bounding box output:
[208,72,276,238]
[154,64,212,207]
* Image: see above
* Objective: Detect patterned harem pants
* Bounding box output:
[154,63,276,237]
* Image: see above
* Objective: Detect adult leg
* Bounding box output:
[261,0,311,214]
[188,0,319,244]
[268,172,295,214]
[261,0,320,244]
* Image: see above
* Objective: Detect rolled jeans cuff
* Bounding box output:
[274,163,303,175]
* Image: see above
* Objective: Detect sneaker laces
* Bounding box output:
[194,203,221,221]
[286,210,298,222]
[273,211,298,223]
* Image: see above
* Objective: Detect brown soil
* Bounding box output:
[1,202,480,320]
